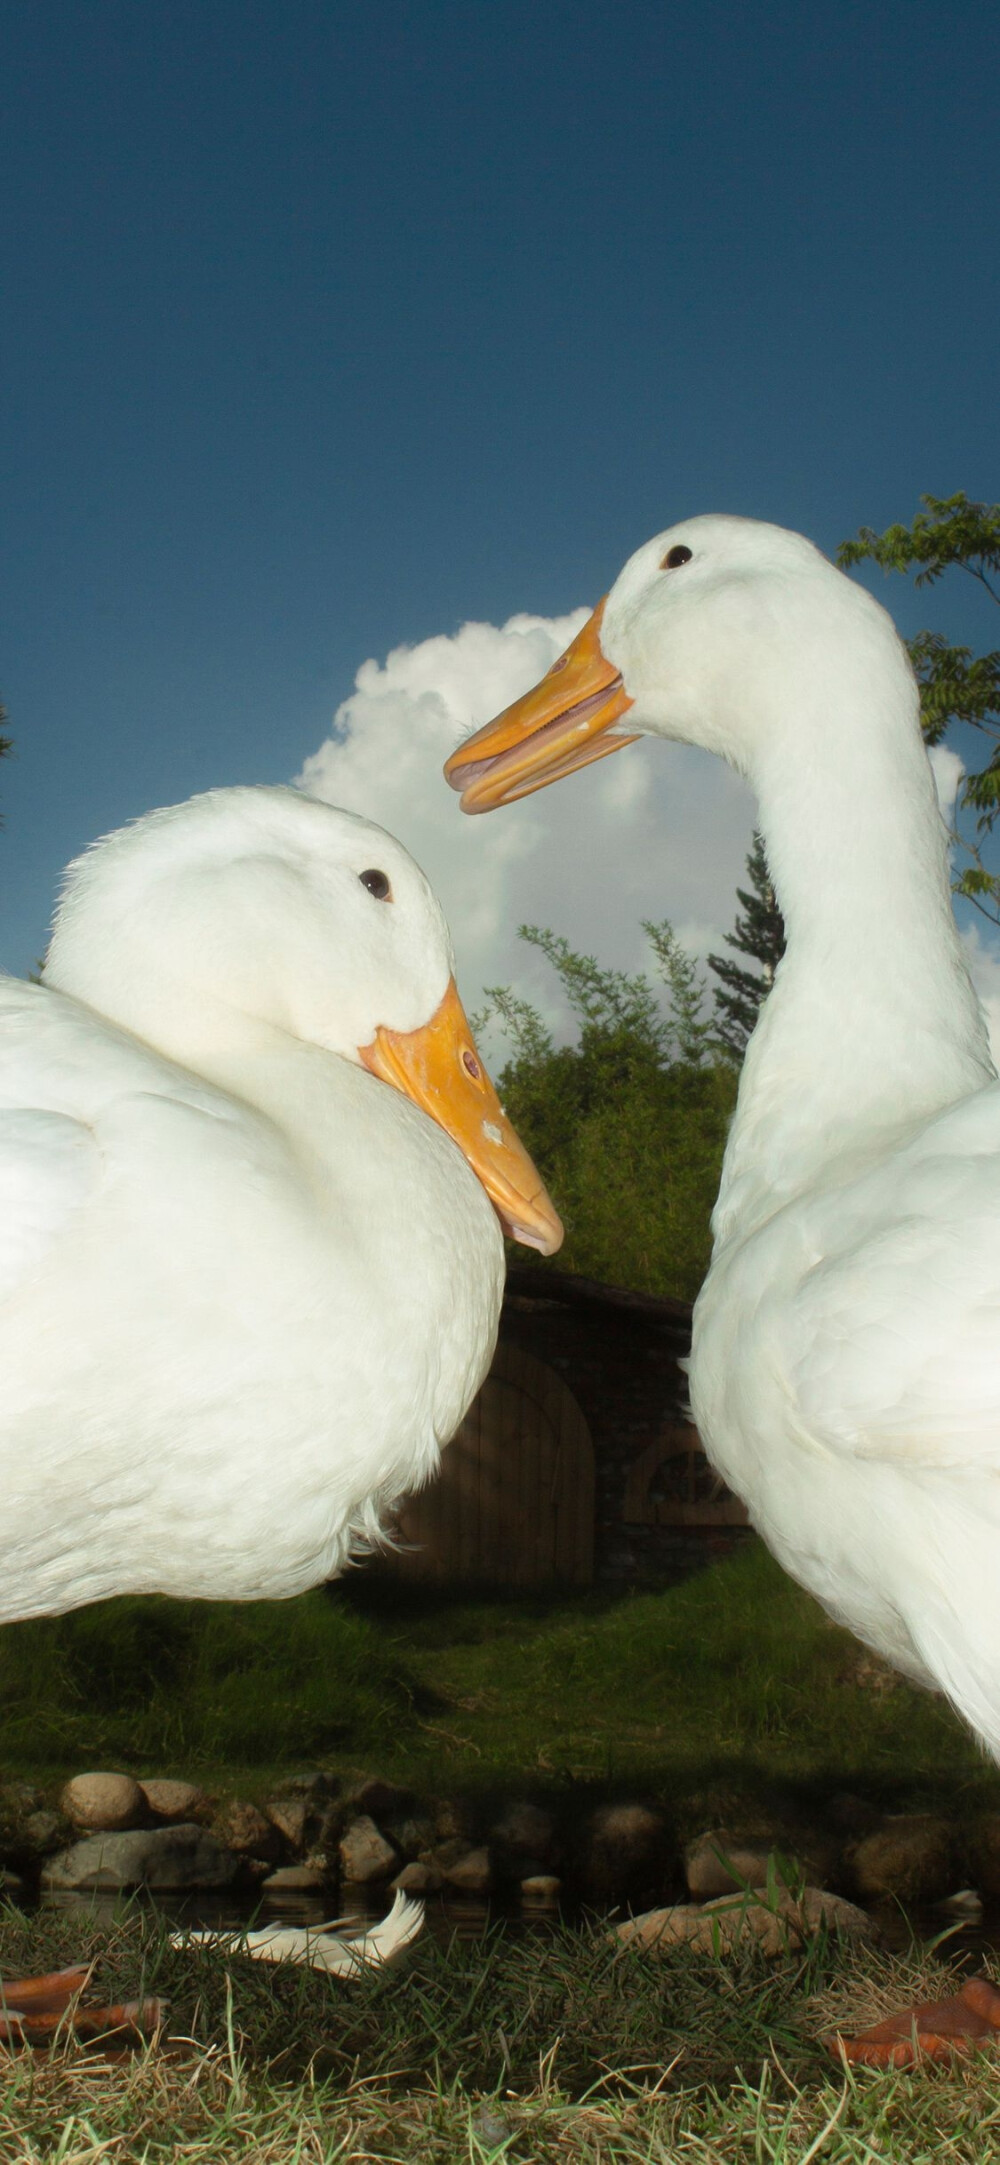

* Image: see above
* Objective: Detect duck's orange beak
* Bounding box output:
[444,599,637,813]
[360,978,563,1256]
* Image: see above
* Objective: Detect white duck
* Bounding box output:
[0,784,561,1623]
[446,516,1000,1770]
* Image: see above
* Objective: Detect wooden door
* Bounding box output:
[388,1344,595,1587]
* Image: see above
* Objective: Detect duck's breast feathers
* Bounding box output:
[744,1081,1000,1474]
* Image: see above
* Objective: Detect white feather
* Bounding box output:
[170,1888,424,1975]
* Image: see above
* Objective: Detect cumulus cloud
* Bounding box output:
[295,611,756,1044]
[929,744,965,820]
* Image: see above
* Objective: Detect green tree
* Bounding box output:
[707,830,785,1057]
[478,924,736,1301]
[839,493,1000,922]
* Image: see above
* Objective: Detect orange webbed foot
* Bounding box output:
[825,1976,1000,2067]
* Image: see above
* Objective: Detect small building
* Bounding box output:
[385,1267,749,1591]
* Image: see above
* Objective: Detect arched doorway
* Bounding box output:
[387,1343,595,1587]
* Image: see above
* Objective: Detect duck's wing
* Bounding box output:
[0,977,261,1314]
[784,1087,1000,1470]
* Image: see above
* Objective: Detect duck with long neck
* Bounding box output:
[446,516,1000,1765]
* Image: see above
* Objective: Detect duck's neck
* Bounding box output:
[712,644,995,1250]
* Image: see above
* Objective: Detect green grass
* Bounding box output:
[1,1900,1000,2160]
[0,1589,415,1783]
[1,1542,998,1836]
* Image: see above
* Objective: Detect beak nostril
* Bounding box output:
[462,1050,481,1080]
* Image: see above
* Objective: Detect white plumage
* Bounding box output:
[0,784,559,1622]
[448,515,1000,1760]
[172,1887,425,1974]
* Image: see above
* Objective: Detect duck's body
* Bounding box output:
[0,785,559,1622]
[447,516,1000,1762]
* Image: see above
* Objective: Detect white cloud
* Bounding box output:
[295,611,757,1048]
[929,744,965,820]
[296,612,1000,1078]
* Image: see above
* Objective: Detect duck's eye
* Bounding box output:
[359,869,392,901]
[661,544,693,570]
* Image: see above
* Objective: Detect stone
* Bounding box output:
[140,1779,207,1822]
[352,1777,414,1821]
[521,1874,561,1903]
[685,1826,839,1900]
[392,1859,442,1894]
[261,1864,327,1895]
[491,1801,560,1877]
[848,1814,953,1903]
[390,1814,437,1859]
[339,1814,397,1884]
[442,1846,492,1894]
[616,1885,873,1959]
[271,1771,338,1802]
[213,1799,282,1859]
[685,1832,779,1899]
[60,1772,145,1832]
[265,1798,312,1850]
[20,1810,69,1856]
[583,1802,667,1902]
[433,1799,472,1842]
[41,1822,240,1893]
[423,1837,470,1873]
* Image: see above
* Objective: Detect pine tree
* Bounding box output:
[708,831,785,1057]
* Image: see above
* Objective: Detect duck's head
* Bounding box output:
[44,786,563,1256]
[445,515,902,803]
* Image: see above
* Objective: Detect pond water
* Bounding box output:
[35,1883,1000,1963]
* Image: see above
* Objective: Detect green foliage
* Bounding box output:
[707,831,786,1058]
[839,493,1000,920]
[480,922,737,1300]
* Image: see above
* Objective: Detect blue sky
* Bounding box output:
[3,0,998,1017]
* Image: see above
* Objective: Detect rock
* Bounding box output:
[20,1810,69,1856]
[583,1803,667,1902]
[685,1832,781,1899]
[491,1801,560,1877]
[271,1772,338,1803]
[433,1799,473,1842]
[261,1864,328,1895]
[392,1859,442,1894]
[352,1777,414,1821]
[423,1837,470,1873]
[213,1799,282,1859]
[389,1814,437,1859]
[848,1814,953,1903]
[41,1822,239,1893]
[442,1846,492,1894]
[826,1792,880,1836]
[140,1779,207,1822]
[266,1797,311,1850]
[0,1782,43,1819]
[521,1874,561,1903]
[60,1772,145,1832]
[685,1826,838,1899]
[616,1885,874,1959]
[339,1814,397,1884]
